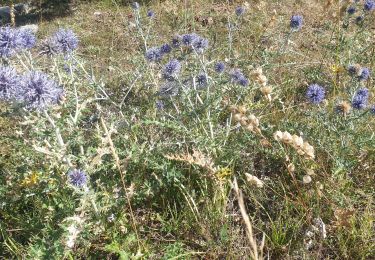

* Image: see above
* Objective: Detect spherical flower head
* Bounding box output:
[17,28,36,49]
[358,67,370,81]
[355,15,364,24]
[0,66,20,101]
[50,28,79,54]
[181,33,198,46]
[131,2,140,10]
[196,73,208,88]
[306,84,325,104]
[21,71,63,110]
[370,105,375,115]
[156,100,164,110]
[147,10,155,18]
[192,36,209,53]
[68,169,87,187]
[290,15,303,31]
[352,88,369,109]
[160,43,172,54]
[171,36,181,48]
[347,6,356,15]
[163,59,181,80]
[364,0,375,11]
[145,47,162,62]
[0,26,20,58]
[214,62,225,73]
[235,6,245,16]
[348,64,362,77]
[230,69,248,86]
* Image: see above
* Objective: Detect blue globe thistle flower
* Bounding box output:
[17,28,36,49]
[196,73,208,88]
[306,84,325,104]
[235,6,245,16]
[215,62,225,73]
[355,15,364,24]
[50,28,79,54]
[355,88,369,99]
[229,69,249,86]
[171,36,181,48]
[192,36,209,53]
[238,77,249,87]
[359,67,370,81]
[20,71,63,110]
[370,105,375,114]
[364,0,375,11]
[290,15,303,31]
[156,100,164,110]
[0,66,20,101]
[0,26,20,58]
[131,2,140,10]
[352,88,369,109]
[160,43,172,54]
[147,10,155,18]
[68,169,88,187]
[163,59,181,80]
[347,6,356,15]
[181,33,198,46]
[145,47,162,62]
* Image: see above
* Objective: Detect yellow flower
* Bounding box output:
[330,64,345,74]
[21,172,40,187]
[215,167,232,181]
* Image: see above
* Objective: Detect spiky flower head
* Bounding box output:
[290,15,303,31]
[163,59,181,80]
[364,0,375,11]
[352,88,369,109]
[215,62,225,73]
[348,64,362,77]
[0,26,20,58]
[181,33,198,46]
[0,66,20,101]
[145,47,162,62]
[68,169,88,187]
[359,67,370,81]
[230,69,249,86]
[355,15,364,24]
[147,10,155,18]
[17,28,36,49]
[156,100,164,110]
[196,73,208,88]
[171,36,181,48]
[160,43,172,54]
[50,28,79,54]
[370,105,375,114]
[20,71,63,110]
[306,84,325,104]
[347,6,356,15]
[235,6,245,16]
[192,36,209,53]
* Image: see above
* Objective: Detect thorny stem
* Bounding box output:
[99,117,141,249]
[43,109,73,167]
